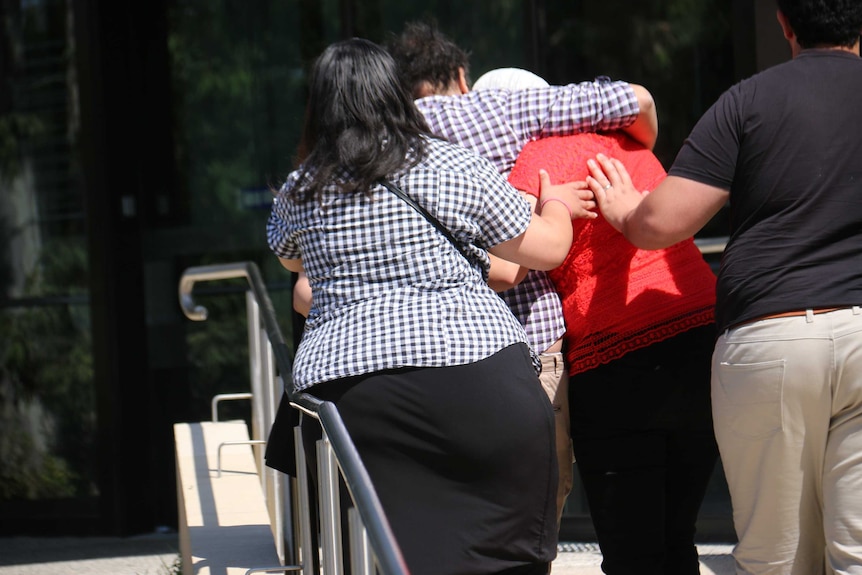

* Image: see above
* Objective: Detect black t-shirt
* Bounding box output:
[669,49,862,332]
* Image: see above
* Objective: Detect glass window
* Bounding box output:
[0,0,97,507]
[164,0,343,422]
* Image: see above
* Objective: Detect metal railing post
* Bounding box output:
[211,392,253,422]
[246,292,267,472]
[318,433,344,575]
[294,426,316,575]
[349,508,376,575]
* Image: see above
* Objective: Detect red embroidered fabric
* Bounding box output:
[508,132,717,376]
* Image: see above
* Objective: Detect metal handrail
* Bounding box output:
[178,262,294,377]
[694,236,728,255]
[178,261,409,575]
[212,392,253,422]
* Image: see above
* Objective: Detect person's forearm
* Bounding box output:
[487,254,529,292]
[491,206,572,270]
[622,84,658,150]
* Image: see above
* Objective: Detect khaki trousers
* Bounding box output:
[539,351,573,526]
[713,306,862,575]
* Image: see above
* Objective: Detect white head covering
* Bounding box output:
[472,67,550,91]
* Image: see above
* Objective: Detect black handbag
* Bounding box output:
[264,391,300,475]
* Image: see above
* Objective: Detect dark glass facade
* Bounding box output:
[0,0,788,538]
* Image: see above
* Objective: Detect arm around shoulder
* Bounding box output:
[623,84,658,150]
[487,254,529,292]
[587,155,728,249]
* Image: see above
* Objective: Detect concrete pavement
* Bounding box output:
[0,534,734,575]
[552,542,735,575]
[0,533,180,575]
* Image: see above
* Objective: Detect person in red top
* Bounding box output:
[477,68,720,575]
[510,132,716,375]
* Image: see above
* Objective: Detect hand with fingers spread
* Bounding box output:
[586,153,647,233]
[537,169,598,221]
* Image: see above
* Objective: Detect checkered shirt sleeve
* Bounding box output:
[415,78,639,175]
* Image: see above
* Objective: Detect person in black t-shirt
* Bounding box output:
[585,1,862,573]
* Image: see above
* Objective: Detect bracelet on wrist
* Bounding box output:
[540,197,573,218]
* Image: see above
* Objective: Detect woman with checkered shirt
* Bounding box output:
[266,38,595,575]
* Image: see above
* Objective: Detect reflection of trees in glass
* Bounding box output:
[1,0,46,299]
[168,2,322,418]
[373,1,526,81]
[186,292,251,423]
[0,114,44,183]
[179,254,295,425]
[181,254,253,424]
[544,0,733,169]
[542,0,733,237]
[0,239,95,500]
[373,1,731,177]
[0,0,95,502]
[169,0,317,226]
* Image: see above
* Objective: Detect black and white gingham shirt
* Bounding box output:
[416,79,640,353]
[268,136,536,391]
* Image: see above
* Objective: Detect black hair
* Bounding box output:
[294,38,431,199]
[386,20,470,99]
[777,0,862,48]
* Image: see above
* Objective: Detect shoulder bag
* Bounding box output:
[379,180,474,264]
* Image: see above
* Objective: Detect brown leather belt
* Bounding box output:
[757,307,843,320]
[730,307,846,330]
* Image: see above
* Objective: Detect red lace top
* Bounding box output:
[508,132,716,376]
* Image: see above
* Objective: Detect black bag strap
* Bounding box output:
[380,180,474,264]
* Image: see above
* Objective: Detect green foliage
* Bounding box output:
[0,394,79,499]
[185,287,252,421]
[0,237,95,501]
[168,0,310,229]
[165,1,310,424]
[0,113,44,181]
[543,0,733,168]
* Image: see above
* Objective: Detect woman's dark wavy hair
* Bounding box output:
[777,0,862,48]
[294,38,431,199]
[386,20,470,99]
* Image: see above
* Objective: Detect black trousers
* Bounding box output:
[304,343,557,575]
[569,325,719,575]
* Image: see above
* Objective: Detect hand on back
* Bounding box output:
[537,169,598,220]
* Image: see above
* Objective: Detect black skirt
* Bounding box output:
[303,342,557,575]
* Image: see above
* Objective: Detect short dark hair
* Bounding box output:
[295,38,430,199]
[777,0,862,48]
[386,20,470,99]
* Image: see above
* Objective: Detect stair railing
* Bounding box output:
[179,261,409,575]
